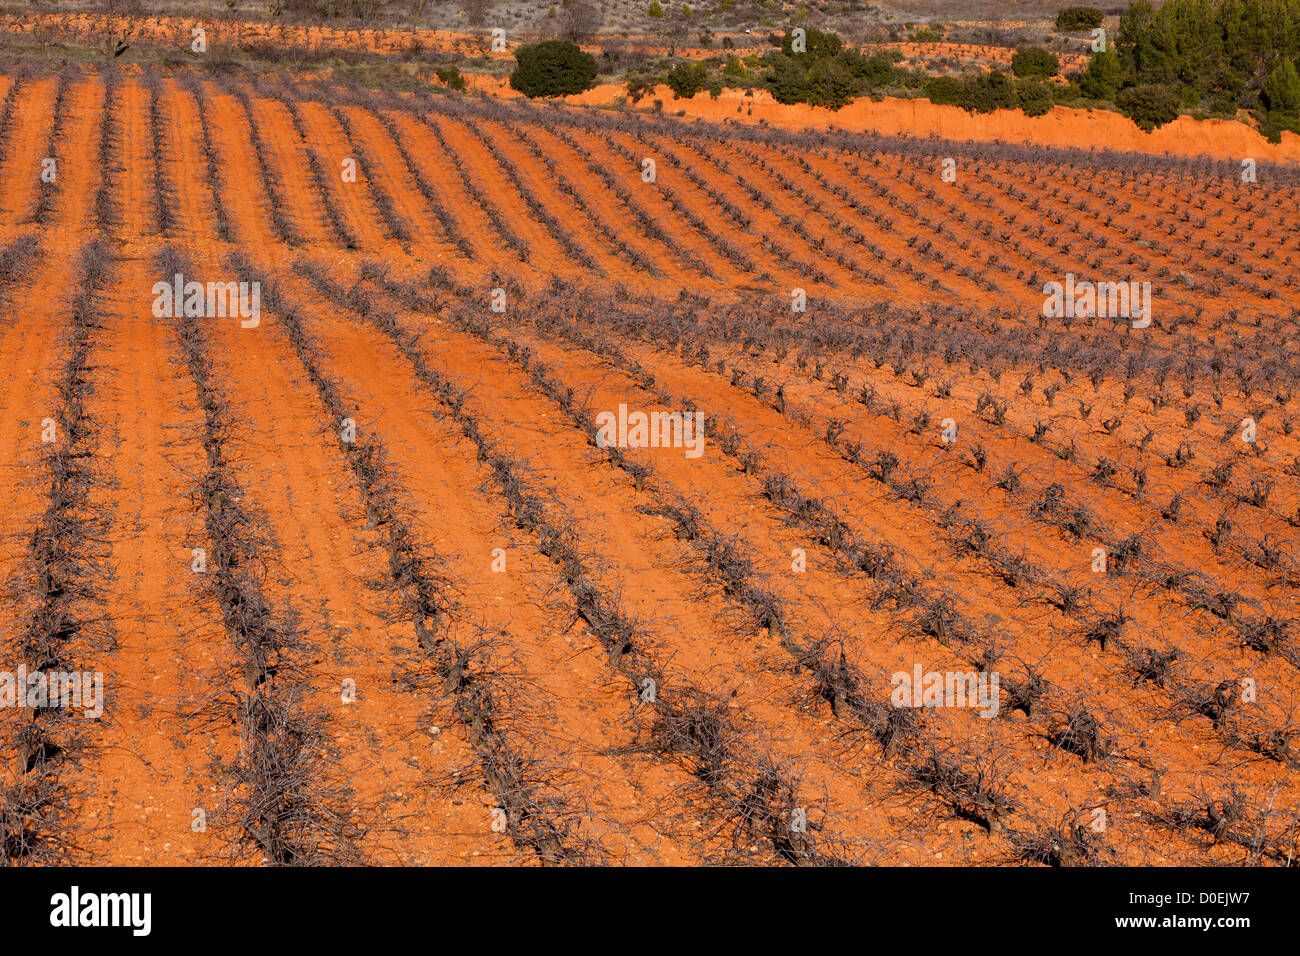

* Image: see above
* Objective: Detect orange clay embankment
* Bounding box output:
[463,75,1300,166]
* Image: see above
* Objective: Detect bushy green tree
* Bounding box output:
[509,40,598,97]
[1116,82,1182,130]
[1016,79,1057,115]
[647,0,663,17]
[925,76,964,106]
[435,65,466,91]
[850,49,902,86]
[781,27,844,59]
[1056,7,1105,31]
[1057,0,1300,127]
[804,56,859,108]
[763,29,900,109]
[1264,57,1300,111]
[664,61,710,98]
[1117,0,1173,82]
[1117,0,1300,97]
[625,72,656,102]
[959,68,1020,112]
[766,54,813,104]
[1078,48,1124,99]
[1011,46,1060,78]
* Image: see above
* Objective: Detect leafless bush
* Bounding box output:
[143,69,176,237]
[649,692,842,864]
[1145,786,1251,847]
[1125,645,1180,688]
[555,0,602,41]
[1048,706,1112,763]
[0,771,74,865]
[797,640,925,757]
[159,248,359,864]
[906,743,1015,834]
[31,64,78,226]
[1169,678,1243,732]
[460,0,492,28]
[1237,617,1295,663]
[1008,809,1113,866]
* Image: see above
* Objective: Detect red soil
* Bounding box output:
[0,53,1296,867]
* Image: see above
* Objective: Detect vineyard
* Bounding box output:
[0,57,1298,867]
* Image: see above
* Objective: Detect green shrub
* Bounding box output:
[722,55,747,78]
[648,0,663,17]
[626,72,656,102]
[1056,7,1104,32]
[850,49,902,86]
[767,53,813,104]
[665,61,710,98]
[1054,81,1083,103]
[803,55,859,108]
[1078,49,1123,99]
[958,68,1020,113]
[1044,0,1300,127]
[1116,83,1181,130]
[1011,46,1059,79]
[928,71,1062,117]
[509,40,599,97]
[1016,79,1056,116]
[1261,108,1300,142]
[925,75,964,106]
[781,27,843,59]
[1264,59,1300,113]
[763,31,902,109]
[435,65,466,91]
